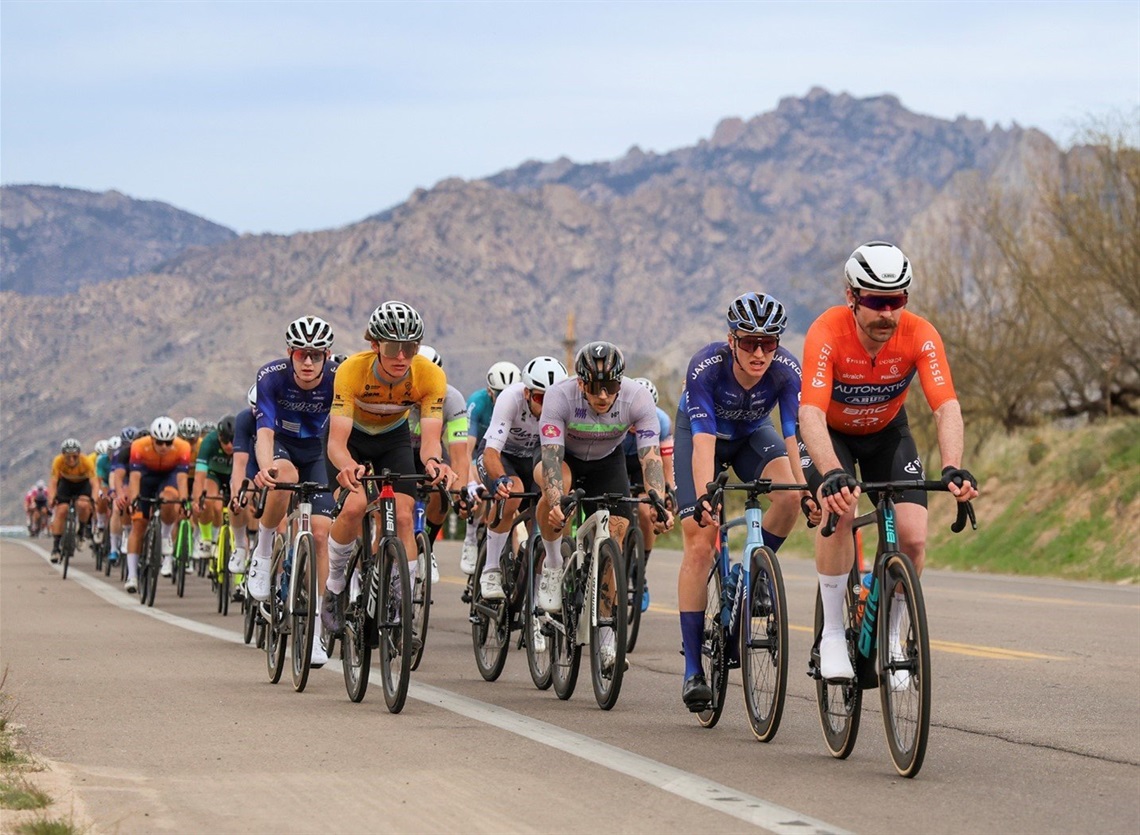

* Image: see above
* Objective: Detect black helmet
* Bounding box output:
[575,341,625,383]
[217,414,236,443]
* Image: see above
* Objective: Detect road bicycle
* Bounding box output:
[809,479,975,778]
[335,469,424,714]
[133,496,184,607]
[410,481,451,671]
[693,470,806,741]
[468,491,541,682]
[252,478,328,692]
[201,485,248,616]
[537,489,666,710]
[171,510,195,598]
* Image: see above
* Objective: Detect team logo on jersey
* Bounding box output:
[904,458,923,475]
[541,424,561,438]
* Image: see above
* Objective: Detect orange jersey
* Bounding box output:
[801,306,957,435]
[51,454,96,483]
[129,437,193,475]
[331,352,446,436]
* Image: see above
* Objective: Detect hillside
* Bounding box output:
[0,184,237,294]
[0,88,1064,523]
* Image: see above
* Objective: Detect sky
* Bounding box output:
[2,1,1137,235]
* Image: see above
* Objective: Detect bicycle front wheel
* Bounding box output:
[470,536,510,682]
[524,536,553,690]
[378,539,413,713]
[741,545,788,742]
[812,576,862,758]
[290,532,318,692]
[590,538,628,710]
[175,521,192,598]
[60,508,77,580]
[144,521,162,607]
[697,562,728,728]
[623,526,646,653]
[217,525,233,616]
[410,531,432,671]
[551,541,581,701]
[879,551,931,778]
[265,535,287,684]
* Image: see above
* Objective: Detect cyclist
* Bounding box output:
[409,344,471,582]
[248,315,339,668]
[622,376,676,611]
[800,241,977,681]
[476,355,568,601]
[228,385,260,577]
[535,342,674,672]
[674,292,812,710]
[460,360,522,575]
[92,439,114,548]
[25,480,50,536]
[47,438,99,563]
[192,415,235,569]
[322,301,455,639]
[125,417,192,589]
[109,427,141,568]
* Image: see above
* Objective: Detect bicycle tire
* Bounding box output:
[470,536,511,682]
[378,539,413,713]
[697,563,728,728]
[551,540,582,701]
[144,520,162,607]
[265,535,287,684]
[290,532,318,692]
[879,551,931,778]
[60,505,77,580]
[175,520,192,598]
[410,531,432,671]
[741,545,789,742]
[242,589,256,644]
[524,536,553,690]
[93,528,104,573]
[590,537,628,711]
[217,525,233,616]
[342,539,371,702]
[623,526,646,653]
[812,577,862,758]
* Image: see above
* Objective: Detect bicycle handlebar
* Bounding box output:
[820,479,977,538]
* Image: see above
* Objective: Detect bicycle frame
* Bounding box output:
[542,504,610,644]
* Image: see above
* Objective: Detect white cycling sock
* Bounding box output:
[160,521,173,542]
[255,524,275,558]
[464,524,478,546]
[407,559,417,583]
[233,526,248,549]
[543,537,563,570]
[326,535,354,594]
[485,529,509,571]
[818,573,850,637]
[127,552,139,580]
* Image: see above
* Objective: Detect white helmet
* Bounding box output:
[94,439,109,456]
[150,416,178,443]
[368,301,424,342]
[107,435,122,452]
[844,241,912,292]
[285,315,334,350]
[177,417,201,440]
[486,361,522,393]
[61,438,81,454]
[247,384,257,409]
[418,345,443,368]
[630,377,659,405]
[522,356,568,391]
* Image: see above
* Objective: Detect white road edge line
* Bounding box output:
[19,540,849,835]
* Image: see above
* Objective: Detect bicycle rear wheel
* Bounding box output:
[879,551,931,778]
[741,545,788,742]
[470,537,510,682]
[265,536,287,684]
[378,539,413,714]
[290,532,318,692]
[812,576,862,758]
[623,526,646,653]
[590,538,628,710]
[697,563,728,728]
[410,531,432,671]
[524,537,553,690]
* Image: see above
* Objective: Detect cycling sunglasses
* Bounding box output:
[584,379,621,396]
[529,390,545,405]
[378,340,420,358]
[734,334,780,354]
[154,439,173,448]
[855,292,909,312]
[292,349,326,363]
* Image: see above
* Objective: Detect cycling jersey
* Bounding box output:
[800,306,957,435]
[25,488,49,507]
[623,406,673,457]
[410,384,468,449]
[466,388,496,447]
[232,408,259,481]
[255,357,339,440]
[331,351,445,435]
[95,453,112,483]
[484,382,543,457]
[195,430,233,476]
[51,453,96,483]
[129,437,193,475]
[539,378,660,461]
[679,342,802,441]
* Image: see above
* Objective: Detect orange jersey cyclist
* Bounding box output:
[799,241,978,682]
[321,301,456,640]
[124,417,193,591]
[48,438,99,562]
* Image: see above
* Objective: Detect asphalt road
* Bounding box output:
[2,536,1138,834]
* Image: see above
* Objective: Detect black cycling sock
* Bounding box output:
[644,548,652,564]
[425,520,443,542]
[52,535,61,551]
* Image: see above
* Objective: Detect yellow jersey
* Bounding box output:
[331,352,446,436]
[52,453,97,484]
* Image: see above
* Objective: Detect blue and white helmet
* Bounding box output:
[726,292,788,335]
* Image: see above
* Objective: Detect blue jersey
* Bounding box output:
[467,388,495,444]
[254,358,338,441]
[96,453,112,482]
[232,408,257,458]
[623,406,672,456]
[677,342,801,440]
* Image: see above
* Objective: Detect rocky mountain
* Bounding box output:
[0,88,1060,523]
[0,185,237,295]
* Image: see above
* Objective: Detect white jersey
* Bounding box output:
[483,382,542,457]
[538,377,660,461]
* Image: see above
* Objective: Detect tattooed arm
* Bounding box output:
[638,445,674,532]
